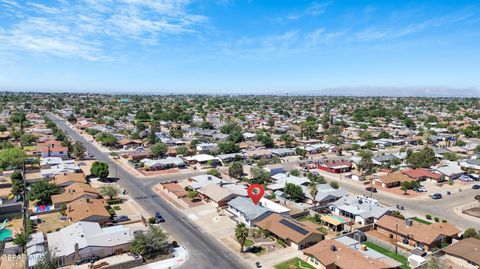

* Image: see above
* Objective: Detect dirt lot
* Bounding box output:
[35,212,70,234]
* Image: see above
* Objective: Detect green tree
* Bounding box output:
[463,228,478,238]
[289,169,300,177]
[0,147,27,169]
[28,181,60,204]
[308,182,318,206]
[234,223,249,253]
[257,133,274,148]
[98,185,120,200]
[285,183,304,202]
[300,120,318,139]
[34,249,59,269]
[176,146,188,156]
[72,141,86,159]
[228,162,244,179]
[90,161,109,179]
[400,181,411,195]
[151,142,168,157]
[378,130,391,139]
[200,121,214,129]
[406,147,436,168]
[218,142,240,154]
[295,148,307,157]
[131,224,170,259]
[13,232,29,248]
[251,167,270,184]
[188,190,199,200]
[207,168,221,177]
[280,134,294,147]
[10,171,25,196]
[358,150,373,172]
[330,181,339,189]
[20,133,38,146]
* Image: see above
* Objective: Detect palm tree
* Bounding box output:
[98,185,120,200]
[234,223,249,253]
[308,182,318,207]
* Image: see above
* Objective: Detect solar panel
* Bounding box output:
[280,219,309,235]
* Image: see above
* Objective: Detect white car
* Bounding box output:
[415,186,427,192]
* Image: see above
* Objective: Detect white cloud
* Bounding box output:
[0,0,208,61]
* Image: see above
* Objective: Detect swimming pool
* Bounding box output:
[0,229,12,240]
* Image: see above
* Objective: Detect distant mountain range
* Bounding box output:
[289,87,480,97]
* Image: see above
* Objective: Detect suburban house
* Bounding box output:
[27,232,46,268]
[267,173,310,191]
[196,143,218,154]
[141,157,186,171]
[188,174,233,190]
[433,161,465,180]
[40,158,81,179]
[37,140,69,158]
[271,148,296,157]
[317,159,352,173]
[52,173,87,187]
[66,198,111,224]
[374,215,460,251]
[374,172,414,188]
[198,183,239,207]
[264,164,285,176]
[51,183,100,208]
[301,184,347,206]
[183,154,220,166]
[303,238,399,269]
[329,195,391,225]
[459,158,480,173]
[440,237,480,269]
[245,149,272,159]
[401,168,445,183]
[47,221,135,266]
[227,196,271,227]
[254,212,323,250]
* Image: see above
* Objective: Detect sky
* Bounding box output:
[0,0,480,95]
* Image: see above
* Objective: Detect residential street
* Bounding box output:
[48,113,250,269]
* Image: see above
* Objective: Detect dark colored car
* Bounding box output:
[431,193,443,200]
[155,212,165,223]
[472,184,480,190]
[113,215,129,223]
[365,187,377,193]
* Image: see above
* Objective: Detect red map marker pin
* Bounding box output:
[247,184,265,205]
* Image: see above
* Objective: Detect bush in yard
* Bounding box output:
[113,205,121,210]
[148,217,156,224]
[442,219,447,223]
[434,217,440,222]
[426,214,432,220]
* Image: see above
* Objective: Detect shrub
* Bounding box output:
[113,205,121,210]
[171,241,179,248]
[426,214,432,220]
[148,217,156,224]
[442,219,447,223]
[434,217,440,222]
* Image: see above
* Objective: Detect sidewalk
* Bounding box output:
[135,246,188,269]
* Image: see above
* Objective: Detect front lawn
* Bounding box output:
[363,242,410,269]
[274,258,315,269]
[244,239,254,247]
[412,217,431,225]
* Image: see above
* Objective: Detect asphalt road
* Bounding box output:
[48,113,249,269]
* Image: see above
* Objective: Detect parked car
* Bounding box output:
[113,215,129,223]
[155,212,165,223]
[472,184,480,190]
[415,186,427,192]
[365,187,377,193]
[430,193,442,200]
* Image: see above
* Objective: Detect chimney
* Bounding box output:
[405,218,413,227]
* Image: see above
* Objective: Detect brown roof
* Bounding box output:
[254,213,322,244]
[378,172,413,184]
[53,173,87,186]
[442,237,480,265]
[67,198,110,222]
[303,239,392,269]
[376,215,460,245]
[51,183,99,204]
[402,168,443,179]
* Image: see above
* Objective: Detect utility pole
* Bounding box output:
[395,222,399,254]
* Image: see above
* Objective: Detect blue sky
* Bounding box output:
[0,0,479,94]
